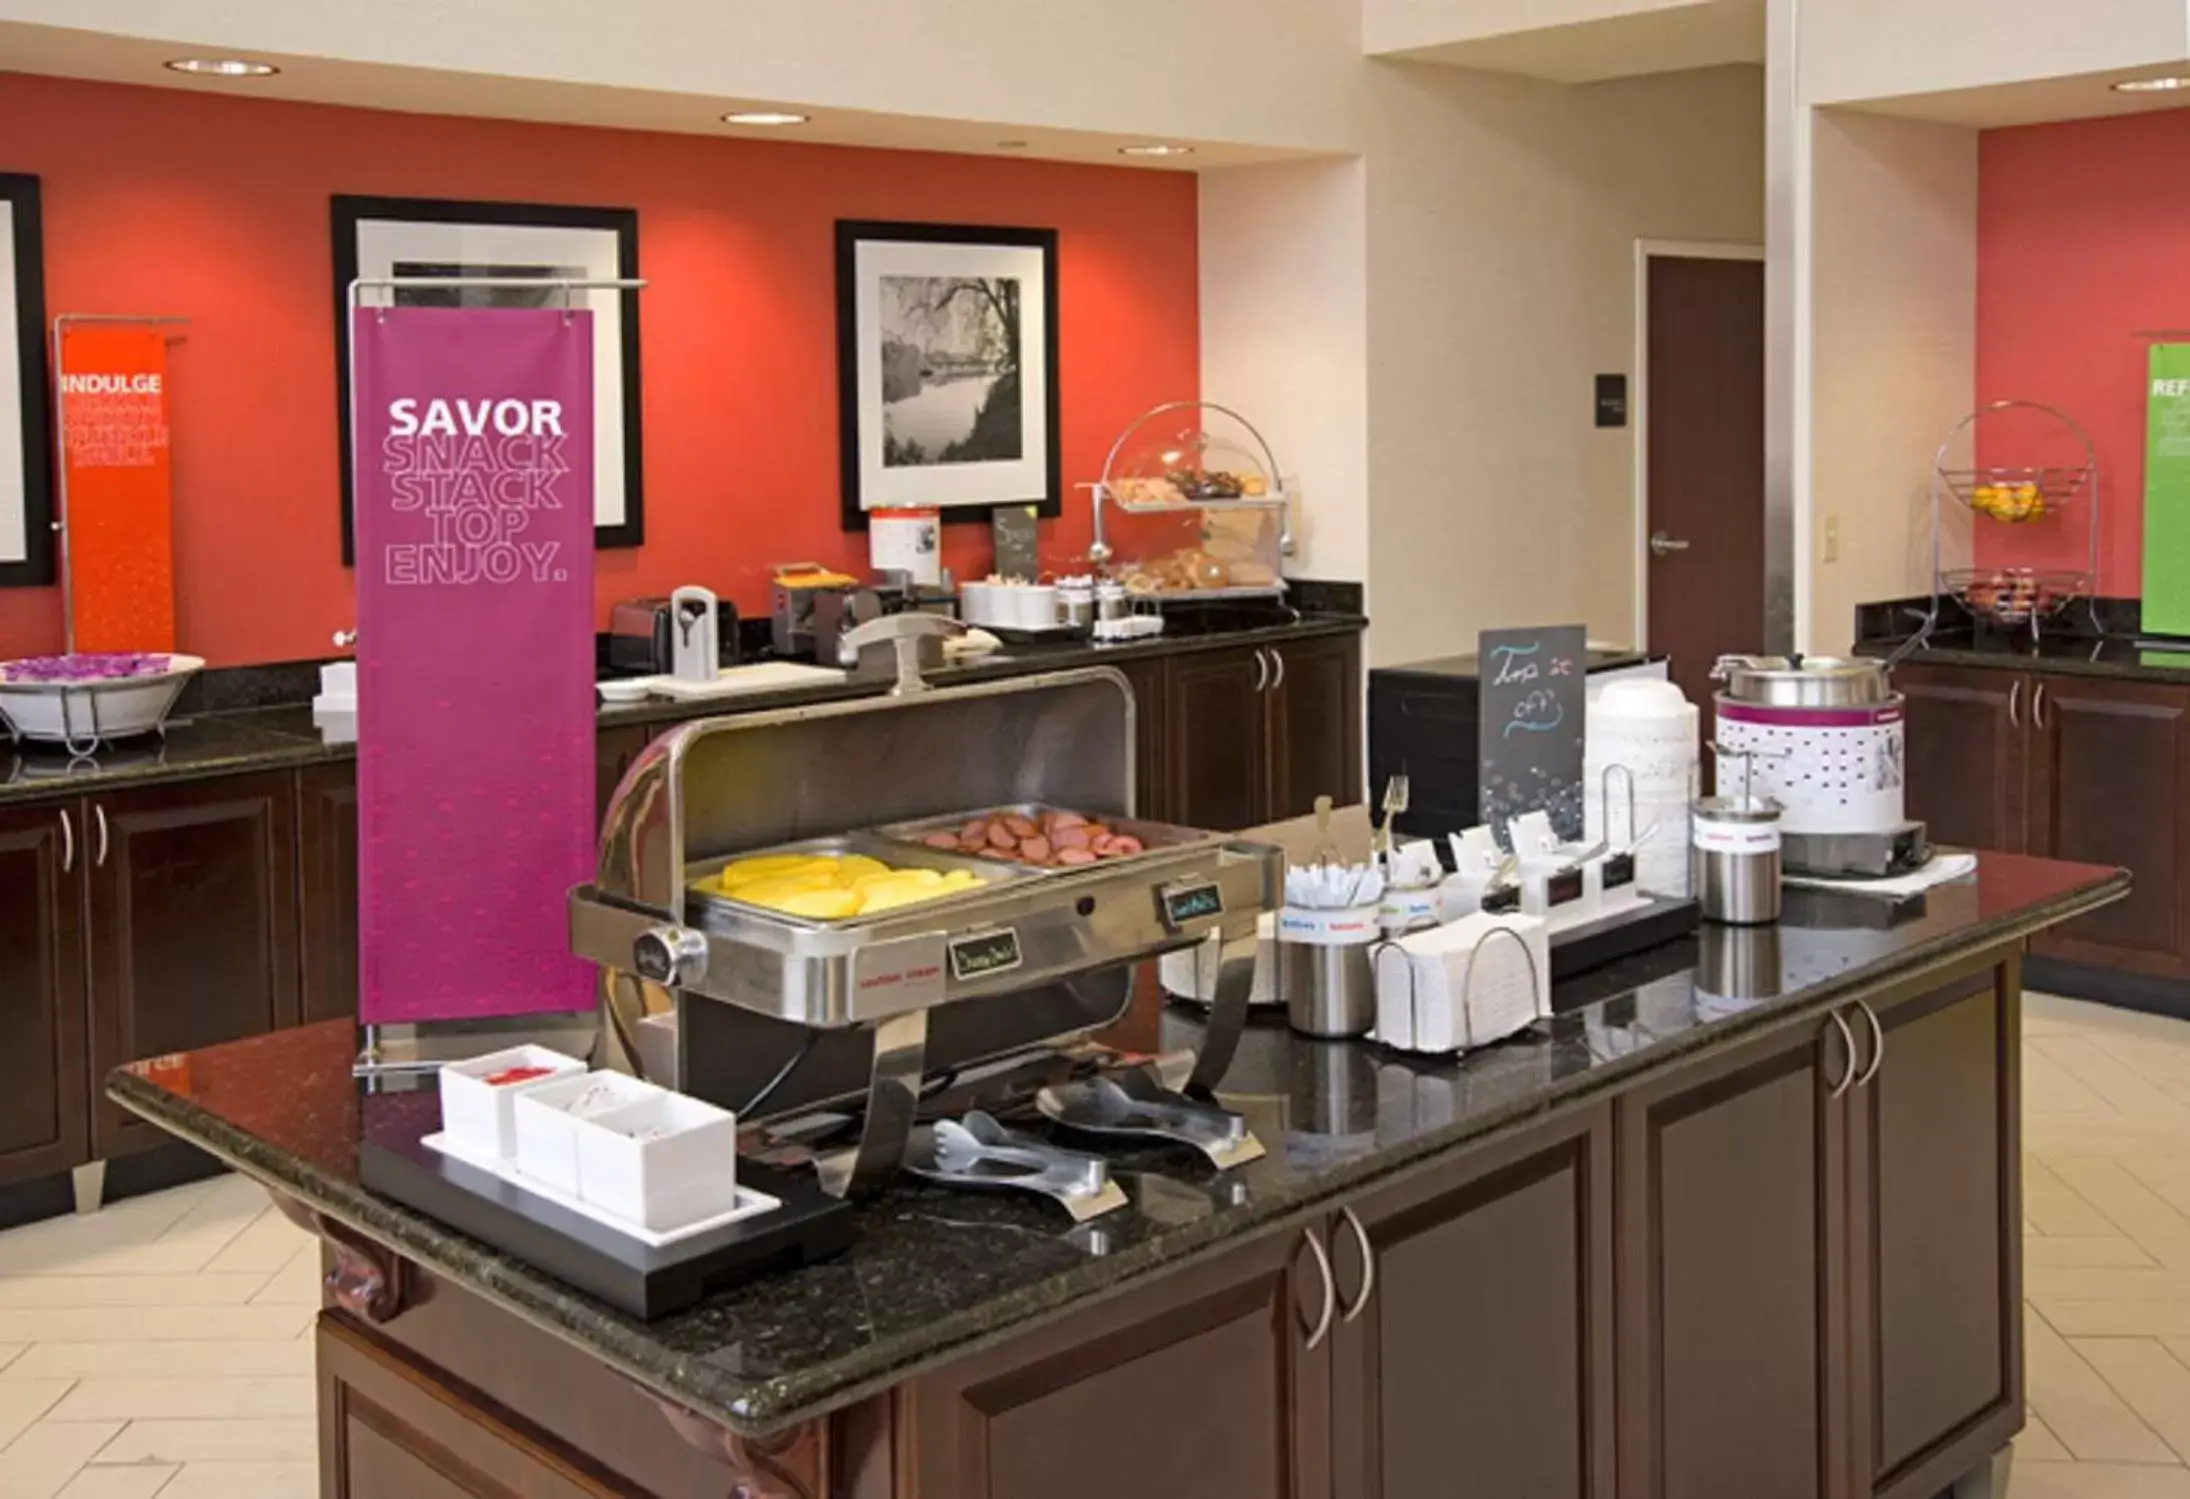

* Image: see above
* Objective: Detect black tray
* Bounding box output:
[359,1092,852,1320]
[1547,893,1701,981]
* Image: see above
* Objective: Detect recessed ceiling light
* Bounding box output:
[722,110,809,127]
[1119,143,1193,158]
[164,57,278,77]
[2114,75,2190,92]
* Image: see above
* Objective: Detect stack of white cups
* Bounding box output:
[1583,678,1700,897]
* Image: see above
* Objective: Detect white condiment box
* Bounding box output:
[575,1093,742,1232]
[512,1071,666,1196]
[437,1046,588,1161]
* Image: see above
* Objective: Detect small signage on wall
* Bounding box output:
[1594,374,1629,429]
[1478,624,1588,844]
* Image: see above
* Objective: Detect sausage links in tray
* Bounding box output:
[874,803,1215,871]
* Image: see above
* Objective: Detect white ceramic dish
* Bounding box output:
[595,679,653,705]
[423,1131,779,1248]
[512,1070,665,1195]
[575,1092,742,1232]
[437,1045,587,1162]
[0,654,204,749]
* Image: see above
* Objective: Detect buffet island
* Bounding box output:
[107,653,2126,1499]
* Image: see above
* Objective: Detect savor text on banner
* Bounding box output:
[353,306,597,1024]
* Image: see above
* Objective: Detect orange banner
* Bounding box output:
[59,326,175,652]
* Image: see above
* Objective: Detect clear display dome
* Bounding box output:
[1093,401,1290,597]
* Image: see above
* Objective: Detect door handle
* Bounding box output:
[1269,648,1286,693]
[1854,1001,1885,1089]
[2033,682,2049,730]
[1338,1206,1375,1324]
[93,803,109,868]
[1649,531,1691,558]
[2007,679,2021,730]
[1824,1008,1857,1099]
[1300,1227,1336,1350]
[1252,649,1270,693]
[57,808,73,874]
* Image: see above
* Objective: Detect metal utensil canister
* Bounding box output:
[1692,795,1782,924]
[1277,905,1380,1038]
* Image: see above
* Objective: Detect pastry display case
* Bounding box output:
[1086,400,1292,600]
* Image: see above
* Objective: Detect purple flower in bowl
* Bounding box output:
[1,652,176,684]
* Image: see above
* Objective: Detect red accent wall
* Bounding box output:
[1976,109,2190,592]
[0,73,1199,664]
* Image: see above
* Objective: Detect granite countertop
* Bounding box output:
[1856,632,2190,683]
[107,850,2123,1440]
[1,613,1365,804]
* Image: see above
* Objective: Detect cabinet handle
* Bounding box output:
[1338,1206,1374,1324]
[1301,1227,1336,1350]
[93,804,109,868]
[57,808,73,874]
[2008,679,2021,729]
[2033,682,2049,730]
[1252,649,1270,693]
[1854,1000,1885,1089]
[1825,1008,1857,1099]
[1269,648,1286,693]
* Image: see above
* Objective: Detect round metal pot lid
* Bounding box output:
[1693,794,1783,822]
[1713,653,1891,705]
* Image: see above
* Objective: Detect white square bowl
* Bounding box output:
[437,1045,587,1162]
[512,1071,665,1196]
[574,1093,741,1233]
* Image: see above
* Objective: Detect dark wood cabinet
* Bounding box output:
[0,802,88,1185]
[2027,675,2190,977]
[596,723,652,828]
[1165,646,1272,833]
[87,771,299,1159]
[1331,1103,1614,1499]
[1617,1007,1852,1499]
[1896,662,2027,855]
[1848,966,2020,1499]
[1115,654,1171,823]
[912,1223,1331,1499]
[1164,636,1365,832]
[298,761,360,1023]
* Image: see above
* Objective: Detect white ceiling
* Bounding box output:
[1372,0,1764,85]
[0,20,1318,171]
[1846,62,2190,130]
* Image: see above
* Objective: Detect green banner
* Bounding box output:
[2145,343,2190,636]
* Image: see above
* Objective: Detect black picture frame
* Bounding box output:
[0,173,52,588]
[835,220,1061,530]
[331,194,644,564]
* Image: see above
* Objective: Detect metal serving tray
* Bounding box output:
[873,802,1223,869]
[684,833,1036,930]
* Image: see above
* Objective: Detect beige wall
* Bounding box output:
[1804,108,1977,655]
[0,0,1367,152]
[1200,159,1372,587]
[1363,61,1765,666]
[1799,0,2188,106]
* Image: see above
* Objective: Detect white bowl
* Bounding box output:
[575,1092,741,1232]
[0,654,204,748]
[513,1071,665,1195]
[437,1045,588,1162]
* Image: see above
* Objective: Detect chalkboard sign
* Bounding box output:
[1477,625,1587,845]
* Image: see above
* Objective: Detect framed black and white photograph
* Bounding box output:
[0,173,53,588]
[836,221,1059,526]
[331,195,643,560]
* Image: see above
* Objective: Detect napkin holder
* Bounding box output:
[1372,913,1549,1056]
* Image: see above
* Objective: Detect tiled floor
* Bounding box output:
[0,1171,315,1498]
[0,992,2186,1495]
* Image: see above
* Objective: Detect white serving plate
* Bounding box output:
[423,1131,779,1248]
[437,1045,588,1162]
[0,655,204,747]
[642,662,848,702]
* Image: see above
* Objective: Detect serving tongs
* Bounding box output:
[1036,1069,1266,1171]
[902,1111,1128,1222]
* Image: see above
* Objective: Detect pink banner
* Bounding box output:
[354,306,597,1024]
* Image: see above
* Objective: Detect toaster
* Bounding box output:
[607,597,740,677]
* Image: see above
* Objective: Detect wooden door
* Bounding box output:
[1847,964,2021,1499]
[298,762,359,1023]
[1331,1104,1615,1499]
[914,1223,1331,1499]
[1165,645,1270,833]
[1269,634,1363,821]
[1896,663,2027,854]
[1115,654,1171,822]
[1645,254,1766,707]
[319,1316,620,1498]
[1616,1007,1853,1499]
[0,800,89,1184]
[87,771,299,1158]
[2027,674,2190,976]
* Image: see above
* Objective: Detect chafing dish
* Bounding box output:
[571,621,1279,1202]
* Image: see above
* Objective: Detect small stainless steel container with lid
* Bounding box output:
[1691,794,1783,925]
